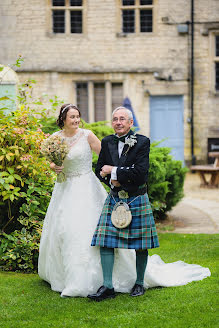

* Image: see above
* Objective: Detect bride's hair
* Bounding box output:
[57,104,81,128]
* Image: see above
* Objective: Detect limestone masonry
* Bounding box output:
[0,0,219,164]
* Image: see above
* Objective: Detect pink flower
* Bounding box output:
[13,128,25,134]
[20,154,33,161]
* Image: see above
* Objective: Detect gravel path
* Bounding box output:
[167,173,219,234]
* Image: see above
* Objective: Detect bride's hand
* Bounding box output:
[50,162,64,173]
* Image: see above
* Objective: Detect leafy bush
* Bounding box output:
[39,117,114,141]
[0,217,42,272]
[0,105,55,232]
[148,144,187,219]
[0,78,61,272]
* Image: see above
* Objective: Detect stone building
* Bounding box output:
[0,0,219,164]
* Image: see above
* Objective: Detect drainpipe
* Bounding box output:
[190,0,196,165]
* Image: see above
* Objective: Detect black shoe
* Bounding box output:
[130,284,145,297]
[87,286,115,302]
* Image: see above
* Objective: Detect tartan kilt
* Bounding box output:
[91,193,159,250]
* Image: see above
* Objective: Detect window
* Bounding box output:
[76,83,88,121]
[120,0,153,34]
[75,81,123,122]
[51,0,83,34]
[112,83,123,110]
[94,83,106,121]
[215,35,219,91]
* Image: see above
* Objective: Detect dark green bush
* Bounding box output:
[0,217,42,272]
[39,117,114,141]
[148,144,187,219]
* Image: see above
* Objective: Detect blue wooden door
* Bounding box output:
[150,96,184,162]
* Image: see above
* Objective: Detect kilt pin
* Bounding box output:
[91,130,159,250]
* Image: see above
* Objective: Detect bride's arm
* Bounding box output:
[87,131,101,155]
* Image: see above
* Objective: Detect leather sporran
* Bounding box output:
[111,201,132,229]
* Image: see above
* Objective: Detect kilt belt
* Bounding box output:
[110,187,146,199]
[91,192,159,250]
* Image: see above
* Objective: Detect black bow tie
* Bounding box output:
[113,135,127,143]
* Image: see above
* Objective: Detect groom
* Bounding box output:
[88,106,159,301]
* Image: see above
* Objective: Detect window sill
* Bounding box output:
[116,32,154,38]
[209,90,219,96]
[46,32,85,38]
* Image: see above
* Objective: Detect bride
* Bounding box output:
[38,104,210,298]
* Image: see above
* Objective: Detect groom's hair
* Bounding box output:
[112,107,133,120]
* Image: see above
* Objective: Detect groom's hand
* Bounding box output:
[100,165,113,177]
[111,180,121,187]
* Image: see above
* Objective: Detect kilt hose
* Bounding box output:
[91,193,159,250]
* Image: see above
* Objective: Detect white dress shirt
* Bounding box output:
[111,139,125,182]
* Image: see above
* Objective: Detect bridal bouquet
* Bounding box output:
[41,135,69,183]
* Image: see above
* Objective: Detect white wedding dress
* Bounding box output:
[38,129,211,297]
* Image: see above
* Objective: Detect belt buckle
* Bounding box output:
[118,190,129,199]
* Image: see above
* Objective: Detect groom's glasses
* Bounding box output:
[112,117,128,123]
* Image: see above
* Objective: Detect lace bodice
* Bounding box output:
[54,129,92,177]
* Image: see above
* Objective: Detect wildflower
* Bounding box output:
[20,154,33,161]
[13,128,25,134]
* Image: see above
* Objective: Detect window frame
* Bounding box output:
[210,31,219,94]
[118,0,155,35]
[74,80,124,123]
[50,0,85,35]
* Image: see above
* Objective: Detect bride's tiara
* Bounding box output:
[61,104,76,114]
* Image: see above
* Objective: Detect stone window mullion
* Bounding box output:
[105,81,112,122]
[215,35,219,91]
[88,81,95,123]
[136,7,140,33]
[66,8,70,34]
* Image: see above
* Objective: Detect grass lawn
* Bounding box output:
[0,234,218,328]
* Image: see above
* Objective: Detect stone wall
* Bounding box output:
[0,0,219,163]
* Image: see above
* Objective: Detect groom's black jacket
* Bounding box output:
[95,130,150,194]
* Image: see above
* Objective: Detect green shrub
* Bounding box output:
[0,103,58,272]
[0,105,55,232]
[0,217,42,272]
[39,117,114,141]
[148,144,187,219]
